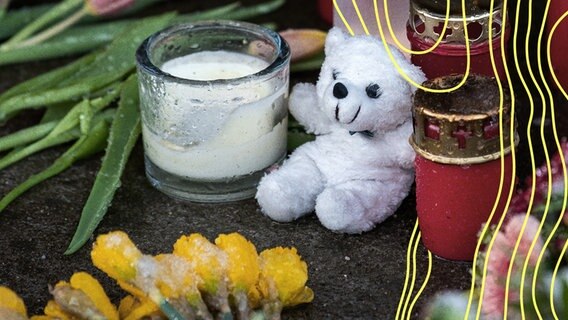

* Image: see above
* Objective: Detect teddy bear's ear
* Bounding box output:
[325,27,349,56]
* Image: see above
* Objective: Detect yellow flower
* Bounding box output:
[215,233,260,294]
[173,233,228,294]
[91,231,143,282]
[154,254,202,303]
[118,295,161,320]
[0,286,27,319]
[51,281,106,319]
[42,300,72,320]
[69,272,119,320]
[259,247,314,307]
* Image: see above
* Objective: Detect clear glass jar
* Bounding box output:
[136,21,290,202]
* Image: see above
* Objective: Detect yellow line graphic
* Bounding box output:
[374,0,472,93]
[333,0,355,35]
[515,0,553,317]
[502,0,538,319]
[395,220,419,320]
[383,0,451,55]
[332,1,567,318]
[400,231,420,319]
[406,250,432,319]
[351,0,370,35]
[531,0,568,319]
[463,0,515,317]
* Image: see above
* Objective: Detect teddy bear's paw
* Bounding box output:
[256,175,312,222]
[315,187,375,234]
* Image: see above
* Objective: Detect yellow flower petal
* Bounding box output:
[69,272,119,320]
[0,286,27,317]
[119,295,161,320]
[91,231,143,282]
[118,295,137,319]
[30,316,55,320]
[259,247,313,307]
[173,234,227,294]
[51,282,106,319]
[155,254,201,300]
[215,233,260,293]
[0,309,28,320]
[44,300,72,320]
[118,280,146,299]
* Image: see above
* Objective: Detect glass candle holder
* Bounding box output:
[136,21,290,203]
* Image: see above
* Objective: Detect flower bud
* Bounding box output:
[85,0,134,16]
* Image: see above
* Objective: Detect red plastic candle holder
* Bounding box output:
[407,0,509,80]
[411,75,518,261]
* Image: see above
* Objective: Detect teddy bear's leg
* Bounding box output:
[315,179,411,233]
[256,154,324,222]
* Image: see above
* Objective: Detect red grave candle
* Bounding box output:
[407,0,509,80]
[547,0,568,91]
[411,75,517,261]
[317,0,333,24]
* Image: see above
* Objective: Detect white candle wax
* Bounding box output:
[142,51,288,180]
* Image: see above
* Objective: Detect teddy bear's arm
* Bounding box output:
[383,123,416,169]
[397,140,416,169]
[289,83,333,135]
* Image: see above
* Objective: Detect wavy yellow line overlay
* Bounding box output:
[503,0,538,318]
[467,1,516,318]
[407,250,432,319]
[394,220,419,320]
[531,0,568,319]
[332,0,567,318]
[351,0,370,35]
[515,0,553,318]
[401,230,420,320]
[548,9,568,318]
[383,0,451,55]
[374,0,472,93]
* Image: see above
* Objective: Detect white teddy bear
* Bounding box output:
[256,28,426,233]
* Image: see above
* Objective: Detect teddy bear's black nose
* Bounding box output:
[333,82,349,99]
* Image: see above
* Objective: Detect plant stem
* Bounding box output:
[0,0,11,20]
[0,121,57,152]
[1,0,83,49]
[0,0,162,40]
[14,7,88,49]
[0,127,81,171]
[0,0,285,66]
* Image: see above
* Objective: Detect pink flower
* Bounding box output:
[0,0,10,10]
[85,0,134,16]
[511,139,568,215]
[482,214,543,318]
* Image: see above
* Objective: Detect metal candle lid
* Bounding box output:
[410,74,518,165]
[409,0,504,44]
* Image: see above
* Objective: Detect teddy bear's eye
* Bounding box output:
[366,83,382,99]
[332,70,339,80]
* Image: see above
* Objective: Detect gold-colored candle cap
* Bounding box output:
[411,74,518,165]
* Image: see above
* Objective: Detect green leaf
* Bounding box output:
[0,117,111,212]
[0,51,97,104]
[0,120,57,152]
[65,75,141,254]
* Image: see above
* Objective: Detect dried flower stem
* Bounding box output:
[14,7,87,49]
[1,0,83,49]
